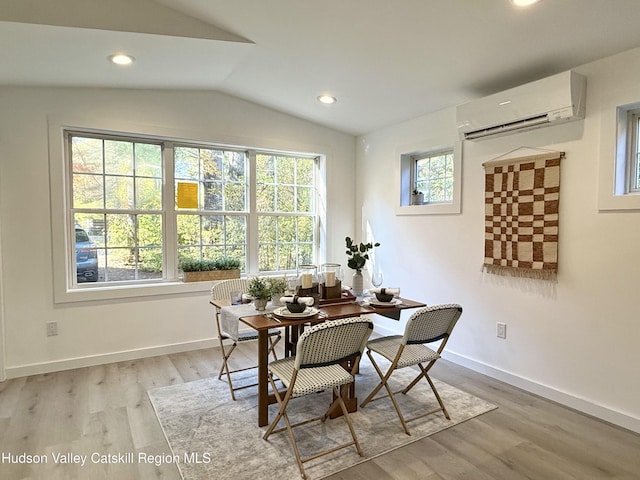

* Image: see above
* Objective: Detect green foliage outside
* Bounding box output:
[415,151,454,203]
[256,154,315,271]
[71,135,316,282]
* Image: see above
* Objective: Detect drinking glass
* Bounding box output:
[371,269,384,288]
[230,291,243,305]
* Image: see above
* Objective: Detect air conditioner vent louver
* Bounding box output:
[463,114,549,140]
[456,71,586,141]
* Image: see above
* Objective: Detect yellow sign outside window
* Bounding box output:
[177,182,198,209]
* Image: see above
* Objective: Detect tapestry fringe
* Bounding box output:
[482,264,557,281]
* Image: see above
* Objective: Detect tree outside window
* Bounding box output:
[256,153,316,271]
[67,132,319,286]
[414,150,454,204]
[71,135,163,283]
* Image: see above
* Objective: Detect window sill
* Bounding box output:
[54,279,213,304]
[395,201,461,216]
[597,192,640,212]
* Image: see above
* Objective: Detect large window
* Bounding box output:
[66,131,319,287]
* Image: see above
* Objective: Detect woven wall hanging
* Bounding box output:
[482,149,564,280]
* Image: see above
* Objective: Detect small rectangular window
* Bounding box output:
[413,150,454,204]
[627,109,640,192]
[397,142,461,215]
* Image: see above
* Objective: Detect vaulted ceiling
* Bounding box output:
[3,0,640,135]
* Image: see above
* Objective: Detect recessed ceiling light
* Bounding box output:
[317,94,337,105]
[509,0,541,6]
[108,54,135,66]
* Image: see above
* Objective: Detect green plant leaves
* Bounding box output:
[344,236,380,271]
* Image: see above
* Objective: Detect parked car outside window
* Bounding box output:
[75,226,98,282]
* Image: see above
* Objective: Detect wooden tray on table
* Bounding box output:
[319,289,357,306]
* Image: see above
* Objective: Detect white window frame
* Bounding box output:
[173,143,250,273]
[625,108,640,193]
[598,100,640,211]
[48,117,324,303]
[411,149,455,204]
[253,152,318,272]
[396,141,462,215]
[69,131,167,285]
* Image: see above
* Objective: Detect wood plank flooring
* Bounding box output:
[1,342,639,480]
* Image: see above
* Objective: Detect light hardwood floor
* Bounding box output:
[1,342,639,480]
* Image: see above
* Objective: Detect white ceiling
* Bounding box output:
[3,0,640,135]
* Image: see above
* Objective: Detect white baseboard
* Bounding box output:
[443,350,640,435]
[5,338,217,379]
[6,334,638,435]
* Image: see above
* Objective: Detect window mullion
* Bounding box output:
[247,150,259,274]
[164,143,178,280]
[633,115,640,191]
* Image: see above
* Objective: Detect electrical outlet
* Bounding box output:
[496,322,506,339]
[46,321,58,337]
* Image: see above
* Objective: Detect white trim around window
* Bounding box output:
[48,115,327,303]
[598,97,640,211]
[395,140,462,215]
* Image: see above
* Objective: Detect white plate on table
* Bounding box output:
[273,306,319,319]
[367,298,402,308]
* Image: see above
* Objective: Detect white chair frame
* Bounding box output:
[211,279,281,400]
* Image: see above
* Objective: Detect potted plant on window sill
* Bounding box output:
[411,189,424,205]
[179,257,241,282]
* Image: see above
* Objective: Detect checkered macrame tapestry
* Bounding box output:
[483,151,563,280]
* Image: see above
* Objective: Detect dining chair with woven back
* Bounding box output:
[263,316,374,480]
[210,278,282,400]
[360,304,463,435]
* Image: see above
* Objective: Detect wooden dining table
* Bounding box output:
[229,297,427,427]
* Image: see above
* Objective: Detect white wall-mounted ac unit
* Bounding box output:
[456,70,586,141]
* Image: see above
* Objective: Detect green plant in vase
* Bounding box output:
[345,236,380,295]
[247,276,271,310]
[411,188,424,205]
[266,276,288,306]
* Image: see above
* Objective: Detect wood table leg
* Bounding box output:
[329,356,358,418]
[284,327,292,357]
[257,330,269,427]
[328,384,358,418]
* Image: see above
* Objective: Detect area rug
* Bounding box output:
[148,359,496,480]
